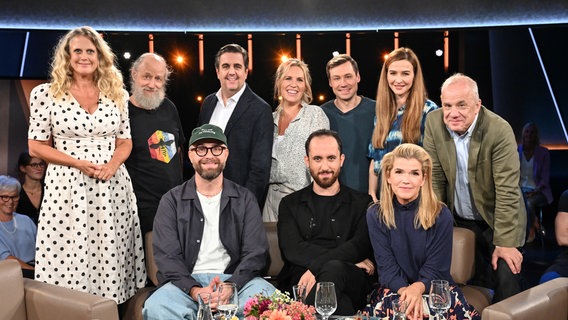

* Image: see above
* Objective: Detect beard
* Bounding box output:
[193,158,225,181]
[131,83,165,110]
[311,168,340,189]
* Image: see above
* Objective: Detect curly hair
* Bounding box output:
[49,26,126,112]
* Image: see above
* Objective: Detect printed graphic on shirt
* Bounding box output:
[147,130,177,163]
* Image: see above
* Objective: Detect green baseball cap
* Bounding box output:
[189,124,228,146]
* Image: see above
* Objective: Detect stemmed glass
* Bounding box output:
[315,282,337,320]
[217,282,239,320]
[429,280,451,320]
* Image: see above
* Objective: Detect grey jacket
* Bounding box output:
[153,176,269,292]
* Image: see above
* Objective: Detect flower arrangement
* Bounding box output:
[244,290,317,320]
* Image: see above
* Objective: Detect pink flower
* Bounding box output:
[243,290,315,320]
[285,301,317,320]
[268,309,292,320]
[244,297,259,315]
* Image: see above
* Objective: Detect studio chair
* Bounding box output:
[121,231,158,320]
[481,277,568,320]
[124,224,283,320]
[451,227,494,313]
[263,222,284,285]
[0,259,118,320]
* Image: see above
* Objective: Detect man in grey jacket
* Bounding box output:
[143,124,275,320]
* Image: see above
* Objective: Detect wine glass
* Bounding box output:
[315,282,337,320]
[429,280,451,320]
[217,282,239,320]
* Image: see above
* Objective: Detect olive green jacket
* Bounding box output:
[423,106,526,248]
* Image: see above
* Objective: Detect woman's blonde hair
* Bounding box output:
[372,47,427,149]
[49,26,126,111]
[273,58,313,111]
[378,143,442,230]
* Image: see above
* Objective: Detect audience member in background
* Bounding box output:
[15,151,45,225]
[125,53,185,237]
[320,54,375,194]
[143,124,275,320]
[366,144,479,319]
[539,189,568,283]
[518,122,553,243]
[198,44,273,206]
[27,26,146,303]
[423,73,525,302]
[277,129,375,315]
[368,47,438,203]
[0,175,37,279]
[263,58,329,221]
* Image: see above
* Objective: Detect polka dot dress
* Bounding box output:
[28,83,146,304]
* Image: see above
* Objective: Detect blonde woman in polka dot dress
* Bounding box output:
[28,26,146,304]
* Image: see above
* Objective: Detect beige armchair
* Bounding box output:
[0,259,118,320]
[121,231,158,320]
[123,224,284,319]
[264,222,283,284]
[451,227,494,313]
[481,277,568,320]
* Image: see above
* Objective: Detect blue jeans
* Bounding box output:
[143,274,275,320]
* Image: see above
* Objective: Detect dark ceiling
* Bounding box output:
[2,0,568,32]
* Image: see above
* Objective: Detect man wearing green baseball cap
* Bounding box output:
[144,123,275,319]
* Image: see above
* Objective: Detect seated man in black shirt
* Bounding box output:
[277,129,375,315]
[540,189,568,283]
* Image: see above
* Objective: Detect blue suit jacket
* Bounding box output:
[198,84,273,203]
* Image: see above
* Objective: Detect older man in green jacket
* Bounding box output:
[423,73,526,303]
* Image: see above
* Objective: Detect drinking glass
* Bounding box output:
[391,298,407,320]
[197,292,214,320]
[217,282,238,320]
[429,280,451,320]
[293,284,307,303]
[315,282,337,320]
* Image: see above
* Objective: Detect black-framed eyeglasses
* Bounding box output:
[0,195,20,202]
[190,145,226,157]
[27,162,46,169]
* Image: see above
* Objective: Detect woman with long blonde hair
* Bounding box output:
[366,144,479,319]
[368,48,438,203]
[262,58,329,221]
[28,26,145,303]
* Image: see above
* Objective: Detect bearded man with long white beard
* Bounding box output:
[125,53,185,237]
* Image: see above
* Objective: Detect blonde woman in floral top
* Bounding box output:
[262,59,329,222]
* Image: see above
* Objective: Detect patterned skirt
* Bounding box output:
[364,285,481,319]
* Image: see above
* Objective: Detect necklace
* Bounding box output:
[24,187,40,196]
[0,217,17,234]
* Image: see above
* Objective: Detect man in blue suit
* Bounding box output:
[198,44,273,206]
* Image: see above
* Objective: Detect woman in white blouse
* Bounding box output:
[262,59,329,222]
